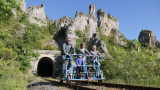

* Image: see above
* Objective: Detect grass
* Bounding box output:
[0,60,27,90]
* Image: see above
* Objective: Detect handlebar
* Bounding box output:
[65,54,104,61]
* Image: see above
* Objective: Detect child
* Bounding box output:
[76,54,84,73]
[90,45,101,70]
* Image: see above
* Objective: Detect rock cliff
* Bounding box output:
[17,0,47,27]
[54,4,125,55]
[54,4,97,46]
[97,9,119,36]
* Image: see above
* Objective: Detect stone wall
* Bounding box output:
[29,50,61,77]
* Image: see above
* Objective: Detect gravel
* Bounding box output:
[27,77,72,90]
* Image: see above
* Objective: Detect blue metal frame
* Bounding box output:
[61,54,105,81]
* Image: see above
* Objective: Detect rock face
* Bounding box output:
[20,0,26,12]
[54,16,73,30]
[88,33,112,58]
[54,5,97,46]
[138,30,159,47]
[25,4,47,27]
[54,4,124,55]
[110,28,127,46]
[97,9,119,36]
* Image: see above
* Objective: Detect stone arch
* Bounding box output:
[37,57,54,77]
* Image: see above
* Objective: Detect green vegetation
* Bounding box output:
[19,13,29,24]
[1,0,160,89]
[98,30,160,87]
[0,2,56,89]
[0,60,27,90]
[107,13,112,19]
[0,0,20,24]
[75,30,86,50]
[34,17,40,21]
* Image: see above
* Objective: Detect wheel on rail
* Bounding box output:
[60,80,63,83]
[67,75,71,85]
[98,74,104,83]
[98,80,104,83]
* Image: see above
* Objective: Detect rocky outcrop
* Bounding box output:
[110,28,127,46]
[88,33,112,58]
[97,9,119,36]
[138,30,159,47]
[129,42,140,51]
[54,5,97,46]
[155,41,160,48]
[20,0,26,12]
[43,40,58,49]
[25,4,47,27]
[54,16,73,30]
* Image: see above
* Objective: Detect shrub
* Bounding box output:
[75,30,84,37]
[19,13,29,24]
[108,13,112,19]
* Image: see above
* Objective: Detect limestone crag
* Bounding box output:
[88,33,112,58]
[97,9,119,36]
[54,5,97,46]
[54,16,73,30]
[20,0,26,12]
[89,4,96,18]
[138,30,158,47]
[110,28,127,46]
[25,4,47,27]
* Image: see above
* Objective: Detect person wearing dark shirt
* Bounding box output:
[62,38,75,75]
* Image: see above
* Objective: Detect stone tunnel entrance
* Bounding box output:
[37,57,54,77]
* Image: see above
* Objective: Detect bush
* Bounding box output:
[107,13,112,19]
[0,60,27,90]
[75,30,84,37]
[19,13,30,24]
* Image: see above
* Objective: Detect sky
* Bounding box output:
[26,0,160,40]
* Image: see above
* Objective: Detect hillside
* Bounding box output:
[0,0,160,89]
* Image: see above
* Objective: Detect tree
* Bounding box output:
[0,0,20,24]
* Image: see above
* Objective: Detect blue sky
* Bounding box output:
[26,0,160,40]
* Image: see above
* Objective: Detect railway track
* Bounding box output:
[43,78,160,90]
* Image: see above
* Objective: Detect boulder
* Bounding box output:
[138,30,157,47]
[129,42,140,51]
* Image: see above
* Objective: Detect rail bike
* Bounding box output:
[60,54,105,84]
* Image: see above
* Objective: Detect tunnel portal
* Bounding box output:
[37,57,54,77]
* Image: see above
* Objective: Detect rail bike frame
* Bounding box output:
[60,54,105,81]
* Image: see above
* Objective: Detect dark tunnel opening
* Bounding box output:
[37,57,54,77]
